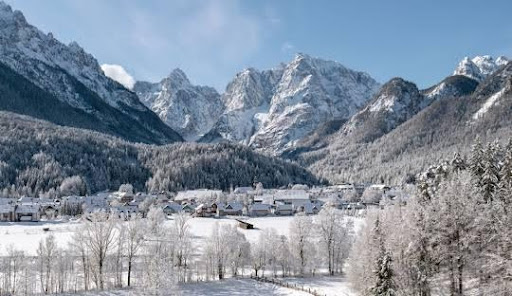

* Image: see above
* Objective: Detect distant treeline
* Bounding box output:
[0,112,322,198]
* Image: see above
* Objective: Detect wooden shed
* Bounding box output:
[236,219,254,230]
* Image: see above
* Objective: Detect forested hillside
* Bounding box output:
[0,112,321,197]
[296,63,512,184]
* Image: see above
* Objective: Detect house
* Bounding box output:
[218,202,243,216]
[83,194,109,208]
[41,205,59,219]
[273,190,311,207]
[194,202,222,217]
[18,196,39,204]
[296,203,321,215]
[15,204,41,222]
[369,184,391,193]
[253,193,274,204]
[273,203,293,216]
[233,187,254,194]
[175,189,223,204]
[181,204,195,213]
[248,204,271,217]
[162,202,188,215]
[111,205,139,220]
[0,204,15,221]
[236,219,254,230]
[112,191,134,203]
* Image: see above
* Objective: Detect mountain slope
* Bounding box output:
[300,61,512,184]
[454,55,509,81]
[0,2,182,144]
[134,69,224,141]
[202,67,283,144]
[203,53,380,154]
[0,111,321,196]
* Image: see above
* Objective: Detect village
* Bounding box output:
[0,182,406,223]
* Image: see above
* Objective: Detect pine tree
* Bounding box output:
[481,142,501,203]
[450,152,466,173]
[498,139,512,206]
[469,138,485,187]
[370,217,396,296]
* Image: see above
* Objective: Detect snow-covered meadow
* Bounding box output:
[0,215,362,295]
[0,216,364,256]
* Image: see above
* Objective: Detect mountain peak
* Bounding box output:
[165,68,190,86]
[0,1,27,26]
[454,55,509,81]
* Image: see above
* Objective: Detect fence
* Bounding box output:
[249,275,326,296]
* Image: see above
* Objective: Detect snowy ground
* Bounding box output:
[179,278,311,296]
[0,216,362,295]
[59,279,312,296]
[279,276,358,296]
[0,216,296,255]
[0,216,364,255]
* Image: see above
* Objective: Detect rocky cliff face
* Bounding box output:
[0,2,182,144]
[134,69,223,141]
[201,53,379,154]
[454,55,509,81]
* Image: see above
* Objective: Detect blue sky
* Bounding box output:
[4,0,512,90]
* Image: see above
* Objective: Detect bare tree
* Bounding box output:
[289,213,314,275]
[122,216,146,287]
[80,212,118,290]
[316,207,353,275]
[37,234,58,293]
[172,211,193,282]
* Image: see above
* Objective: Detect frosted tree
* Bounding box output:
[480,142,501,202]
[205,223,232,280]
[469,138,485,188]
[146,206,166,235]
[348,211,382,294]
[79,212,118,290]
[430,171,475,295]
[171,211,193,282]
[289,213,314,275]
[275,235,291,276]
[140,232,178,295]
[118,183,134,194]
[450,152,466,172]
[58,175,87,197]
[251,231,268,277]
[316,207,353,275]
[499,139,512,206]
[367,216,395,296]
[4,246,26,295]
[120,216,146,287]
[225,226,251,277]
[37,234,58,293]
[259,228,281,277]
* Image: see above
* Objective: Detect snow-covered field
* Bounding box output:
[59,278,312,296]
[0,216,364,255]
[0,216,362,295]
[279,276,358,296]
[179,278,311,296]
[0,216,296,255]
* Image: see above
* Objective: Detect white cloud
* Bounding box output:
[101,64,136,90]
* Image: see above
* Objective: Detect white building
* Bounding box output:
[175,189,223,204]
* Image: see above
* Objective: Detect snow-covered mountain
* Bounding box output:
[0,2,181,144]
[134,69,223,141]
[422,75,479,101]
[454,55,509,81]
[340,78,427,142]
[202,53,380,154]
[202,67,284,144]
